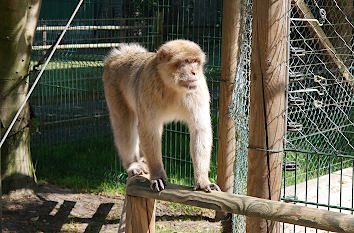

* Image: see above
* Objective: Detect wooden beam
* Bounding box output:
[247,0,288,232]
[293,0,353,85]
[216,0,241,224]
[126,176,354,233]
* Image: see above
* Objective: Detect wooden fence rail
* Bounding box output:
[123,176,354,233]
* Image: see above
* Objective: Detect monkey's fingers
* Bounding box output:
[194,183,221,192]
[150,179,167,192]
[127,162,149,177]
[209,183,221,191]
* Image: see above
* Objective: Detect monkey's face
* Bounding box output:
[157,41,206,91]
[173,58,204,90]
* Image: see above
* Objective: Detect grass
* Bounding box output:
[31,135,126,193]
[31,123,219,193]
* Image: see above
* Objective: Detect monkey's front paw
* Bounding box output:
[194,181,221,192]
[126,162,149,177]
[149,170,168,192]
[150,178,168,192]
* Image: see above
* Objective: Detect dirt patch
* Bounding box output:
[2,184,221,232]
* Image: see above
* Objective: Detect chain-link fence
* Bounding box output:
[231,0,353,232]
[282,0,353,232]
[230,0,253,232]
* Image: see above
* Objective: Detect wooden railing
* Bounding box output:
[120,176,354,233]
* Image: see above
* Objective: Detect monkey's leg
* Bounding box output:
[188,113,221,192]
[106,93,148,177]
[138,121,167,191]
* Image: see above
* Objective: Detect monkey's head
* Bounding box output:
[156,40,206,91]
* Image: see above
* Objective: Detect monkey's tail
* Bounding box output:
[104,43,148,64]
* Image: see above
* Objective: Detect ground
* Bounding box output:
[2,183,222,233]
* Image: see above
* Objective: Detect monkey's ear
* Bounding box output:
[157,48,172,62]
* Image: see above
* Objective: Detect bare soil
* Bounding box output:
[2,184,221,233]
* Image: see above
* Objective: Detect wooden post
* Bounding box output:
[216,0,241,224]
[247,0,288,232]
[126,176,354,233]
[125,195,155,233]
[123,176,156,233]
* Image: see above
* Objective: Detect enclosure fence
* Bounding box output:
[231,0,353,232]
[281,1,353,232]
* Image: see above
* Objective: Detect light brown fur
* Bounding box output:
[102,40,220,192]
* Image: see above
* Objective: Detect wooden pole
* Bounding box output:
[125,194,155,233]
[247,0,288,232]
[216,0,241,223]
[126,176,354,233]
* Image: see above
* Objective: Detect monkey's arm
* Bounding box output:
[138,117,167,191]
[188,109,221,192]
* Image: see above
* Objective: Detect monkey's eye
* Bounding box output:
[184,59,199,64]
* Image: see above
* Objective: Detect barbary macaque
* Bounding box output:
[103,40,220,192]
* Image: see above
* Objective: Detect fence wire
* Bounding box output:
[282,0,353,232]
[230,0,253,232]
[231,0,353,232]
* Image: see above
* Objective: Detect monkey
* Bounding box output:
[102,40,220,192]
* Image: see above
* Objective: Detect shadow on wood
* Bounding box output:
[123,176,354,233]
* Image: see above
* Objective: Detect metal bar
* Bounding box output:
[290,18,323,26]
[281,197,354,212]
[36,25,150,31]
[32,43,122,50]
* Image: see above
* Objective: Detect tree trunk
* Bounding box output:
[0,0,41,195]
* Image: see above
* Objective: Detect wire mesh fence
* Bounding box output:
[231,0,353,232]
[282,0,353,232]
[230,0,253,232]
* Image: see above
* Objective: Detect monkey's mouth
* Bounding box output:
[179,79,197,89]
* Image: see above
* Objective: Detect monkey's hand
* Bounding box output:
[149,170,168,192]
[194,179,221,192]
[126,162,149,177]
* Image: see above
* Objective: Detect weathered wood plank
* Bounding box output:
[126,176,354,233]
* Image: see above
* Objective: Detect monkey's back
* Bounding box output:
[103,47,158,114]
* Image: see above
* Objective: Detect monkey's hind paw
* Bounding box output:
[126,162,149,177]
[150,179,168,192]
[194,183,221,192]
